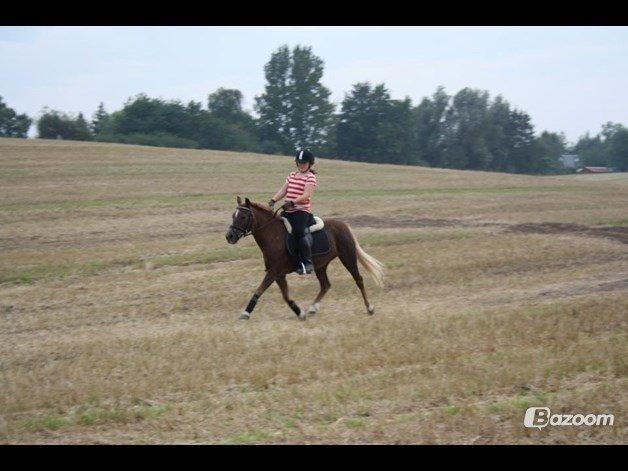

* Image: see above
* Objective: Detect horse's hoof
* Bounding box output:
[239,312,251,321]
[367,306,375,315]
[307,303,319,316]
[298,310,307,321]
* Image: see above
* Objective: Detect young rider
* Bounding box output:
[268,149,317,275]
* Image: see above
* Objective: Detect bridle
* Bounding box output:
[229,205,282,238]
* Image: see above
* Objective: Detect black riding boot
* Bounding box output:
[296,232,314,275]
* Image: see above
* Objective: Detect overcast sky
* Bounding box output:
[1,26,627,143]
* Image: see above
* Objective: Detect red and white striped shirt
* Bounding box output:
[285,171,317,213]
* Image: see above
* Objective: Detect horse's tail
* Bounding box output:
[347,225,386,288]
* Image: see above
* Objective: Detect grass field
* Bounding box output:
[0,137,626,444]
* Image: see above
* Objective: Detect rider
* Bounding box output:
[268,149,317,275]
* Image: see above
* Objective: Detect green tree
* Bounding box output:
[485,95,513,172]
[574,132,606,166]
[288,46,335,150]
[336,82,391,162]
[533,131,566,174]
[255,45,335,154]
[605,124,628,171]
[386,97,414,164]
[573,123,628,171]
[195,112,259,152]
[0,96,32,138]
[412,86,450,166]
[437,88,541,174]
[318,113,340,158]
[111,95,197,137]
[336,82,413,164]
[208,88,259,144]
[91,102,110,135]
[208,88,244,122]
[37,108,93,141]
[75,113,93,141]
[442,88,491,170]
[96,93,261,152]
[505,109,537,173]
[255,45,291,152]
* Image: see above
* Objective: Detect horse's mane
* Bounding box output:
[249,200,276,216]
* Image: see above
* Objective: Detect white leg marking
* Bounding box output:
[307,302,320,315]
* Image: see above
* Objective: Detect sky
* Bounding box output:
[1,26,627,143]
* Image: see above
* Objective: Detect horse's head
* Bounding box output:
[225,196,254,244]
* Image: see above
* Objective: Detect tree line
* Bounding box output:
[1,45,626,173]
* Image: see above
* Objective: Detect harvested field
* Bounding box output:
[0,138,626,444]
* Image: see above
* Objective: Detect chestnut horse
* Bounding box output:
[225,196,385,321]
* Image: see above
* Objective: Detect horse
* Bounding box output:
[225,196,385,321]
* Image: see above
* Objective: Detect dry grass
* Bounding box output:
[0,137,626,444]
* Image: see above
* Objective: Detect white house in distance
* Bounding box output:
[560,154,580,169]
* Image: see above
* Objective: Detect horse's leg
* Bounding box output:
[275,275,305,321]
[337,243,375,315]
[308,263,331,316]
[239,270,276,320]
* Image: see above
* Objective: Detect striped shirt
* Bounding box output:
[285,171,317,213]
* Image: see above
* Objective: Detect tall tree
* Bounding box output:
[287,46,335,150]
[533,131,566,174]
[255,45,334,154]
[0,96,32,138]
[208,88,258,140]
[336,82,413,164]
[255,46,292,153]
[412,86,450,166]
[442,88,491,170]
[574,132,606,167]
[485,95,513,172]
[385,97,414,165]
[208,88,244,123]
[75,113,92,141]
[505,108,537,173]
[91,102,110,135]
[336,82,391,162]
[604,123,628,171]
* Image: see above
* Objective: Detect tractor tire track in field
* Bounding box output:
[507,222,628,245]
[0,221,228,251]
[3,215,627,252]
[343,214,628,244]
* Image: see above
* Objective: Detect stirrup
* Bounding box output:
[296,261,314,275]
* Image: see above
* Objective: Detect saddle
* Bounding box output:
[281,214,325,234]
[282,214,331,259]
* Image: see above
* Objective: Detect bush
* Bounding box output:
[37,109,93,141]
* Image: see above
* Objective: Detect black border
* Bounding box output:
[2,2,626,26]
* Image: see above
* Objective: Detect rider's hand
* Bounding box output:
[268,199,275,209]
[283,200,295,210]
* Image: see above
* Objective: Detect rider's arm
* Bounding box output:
[292,183,315,204]
[272,181,289,202]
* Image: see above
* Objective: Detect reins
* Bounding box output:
[230,205,283,238]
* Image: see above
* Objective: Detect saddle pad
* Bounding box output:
[281,215,324,234]
[285,227,331,258]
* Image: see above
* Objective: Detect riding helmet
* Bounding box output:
[295,149,315,167]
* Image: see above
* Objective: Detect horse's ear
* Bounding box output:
[236,195,242,205]
[244,197,251,207]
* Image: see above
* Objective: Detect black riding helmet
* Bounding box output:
[295,149,314,168]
